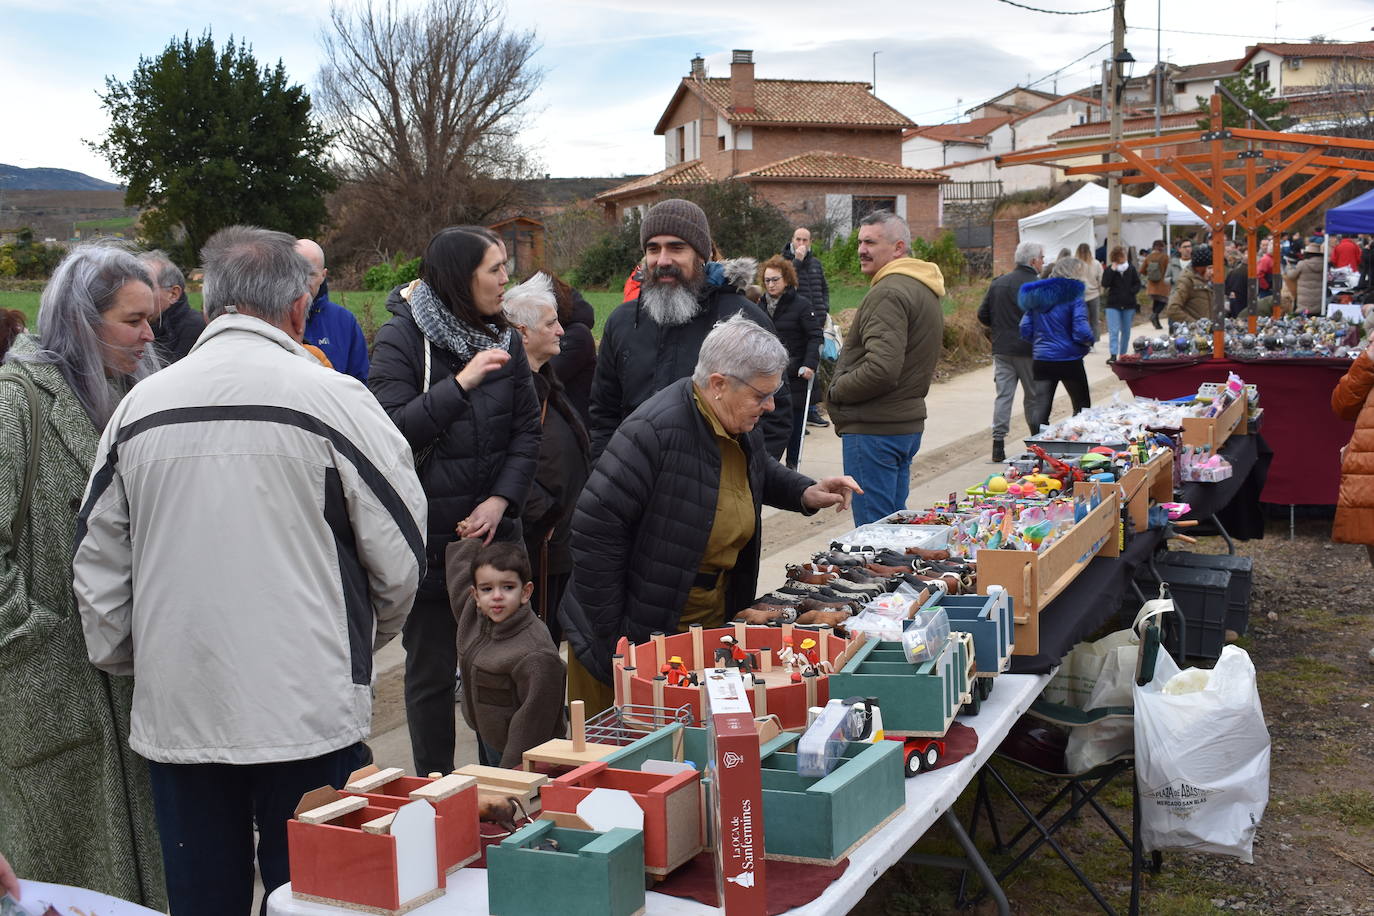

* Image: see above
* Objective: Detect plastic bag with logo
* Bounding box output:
[1133,644,1271,862]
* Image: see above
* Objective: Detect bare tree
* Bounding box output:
[317,0,543,263]
[1311,55,1374,148]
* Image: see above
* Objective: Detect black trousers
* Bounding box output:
[1029,358,1091,433]
[402,582,459,775]
[146,742,368,916]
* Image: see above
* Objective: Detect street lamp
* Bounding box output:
[1113,49,1137,102]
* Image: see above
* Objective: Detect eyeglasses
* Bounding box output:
[726,374,784,405]
[763,276,785,284]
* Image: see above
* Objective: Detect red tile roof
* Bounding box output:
[595,160,715,201]
[657,78,914,134]
[1242,41,1374,64]
[1049,111,1203,142]
[904,116,1012,144]
[1171,58,1245,83]
[736,151,948,182]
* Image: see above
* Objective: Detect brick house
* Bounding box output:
[596,50,947,241]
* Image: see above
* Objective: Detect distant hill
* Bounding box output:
[0,164,122,192]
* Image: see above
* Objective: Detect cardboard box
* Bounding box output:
[705,669,766,914]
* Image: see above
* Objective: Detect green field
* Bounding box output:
[73,217,138,232]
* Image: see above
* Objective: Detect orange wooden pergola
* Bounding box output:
[997,94,1374,357]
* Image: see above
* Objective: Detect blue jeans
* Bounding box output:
[841,432,923,526]
[1105,307,1136,356]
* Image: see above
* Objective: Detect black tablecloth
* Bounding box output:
[1178,433,1272,540]
[1008,527,1164,674]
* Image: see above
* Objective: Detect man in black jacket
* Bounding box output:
[589,198,791,461]
[978,241,1045,462]
[139,251,205,363]
[783,226,830,428]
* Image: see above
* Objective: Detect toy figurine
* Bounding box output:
[715,635,754,675]
[798,637,832,675]
[661,656,695,687]
[776,637,798,674]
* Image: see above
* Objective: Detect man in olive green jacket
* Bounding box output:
[827,211,945,525]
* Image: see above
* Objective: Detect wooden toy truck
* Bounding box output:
[919,585,1014,713]
[343,769,480,875]
[539,760,704,877]
[487,821,646,916]
[825,632,975,737]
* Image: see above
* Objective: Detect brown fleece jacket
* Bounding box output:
[446,539,566,768]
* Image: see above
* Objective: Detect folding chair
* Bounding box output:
[958,597,1176,916]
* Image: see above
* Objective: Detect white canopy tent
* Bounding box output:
[1017,183,1169,260]
[1138,185,1211,227]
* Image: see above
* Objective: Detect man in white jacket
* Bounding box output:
[73,225,428,916]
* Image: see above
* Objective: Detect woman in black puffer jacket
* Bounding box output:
[369,225,541,775]
[758,256,823,469]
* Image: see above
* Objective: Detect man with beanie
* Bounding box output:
[588,198,791,460]
[827,210,944,526]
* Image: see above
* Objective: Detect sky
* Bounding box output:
[2,0,1373,185]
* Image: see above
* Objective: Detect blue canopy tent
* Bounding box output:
[1327,187,1374,234]
[1322,188,1374,314]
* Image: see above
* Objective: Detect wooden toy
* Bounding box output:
[342,768,480,875]
[919,585,1015,712]
[288,791,444,914]
[453,764,549,812]
[826,632,975,737]
[977,482,1120,655]
[539,761,704,877]
[521,699,619,771]
[613,624,864,732]
[704,668,767,914]
[486,821,646,916]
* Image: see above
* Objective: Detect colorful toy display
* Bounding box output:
[1127,314,1362,360]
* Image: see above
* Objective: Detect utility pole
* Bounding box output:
[1154,0,1163,136]
[1106,0,1127,261]
[872,51,881,95]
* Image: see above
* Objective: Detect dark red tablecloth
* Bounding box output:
[1112,356,1353,505]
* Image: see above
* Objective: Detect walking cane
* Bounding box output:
[795,373,816,466]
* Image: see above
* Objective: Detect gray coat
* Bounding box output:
[0,337,165,907]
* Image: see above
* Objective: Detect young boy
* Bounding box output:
[447,539,566,768]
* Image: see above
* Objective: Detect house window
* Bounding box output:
[1254,62,1270,85]
[852,196,898,224]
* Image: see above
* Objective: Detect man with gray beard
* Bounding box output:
[588,198,790,461]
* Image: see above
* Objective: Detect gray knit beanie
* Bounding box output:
[640,199,712,262]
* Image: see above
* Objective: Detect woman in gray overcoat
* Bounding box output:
[0,243,166,907]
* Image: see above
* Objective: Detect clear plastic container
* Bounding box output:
[901,606,950,664]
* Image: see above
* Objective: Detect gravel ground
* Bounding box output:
[857,514,1374,916]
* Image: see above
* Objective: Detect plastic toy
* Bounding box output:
[889,735,948,776]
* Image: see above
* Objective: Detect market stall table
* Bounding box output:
[1112,356,1346,505]
[265,674,1051,916]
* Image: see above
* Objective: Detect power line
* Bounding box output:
[1025,40,1113,91]
[1125,24,1346,42]
[995,0,1111,13]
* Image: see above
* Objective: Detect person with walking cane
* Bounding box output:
[758,256,823,470]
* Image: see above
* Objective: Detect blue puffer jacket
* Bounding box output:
[1019,277,1092,362]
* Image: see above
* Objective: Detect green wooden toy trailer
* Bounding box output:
[920,585,1014,711]
[487,821,645,916]
[826,633,974,736]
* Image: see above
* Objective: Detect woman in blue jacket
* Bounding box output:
[1019,255,1093,435]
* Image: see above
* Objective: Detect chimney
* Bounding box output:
[730,49,756,114]
[690,55,705,80]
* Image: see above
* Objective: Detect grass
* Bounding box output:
[1294,789,1374,829]
[73,217,137,232]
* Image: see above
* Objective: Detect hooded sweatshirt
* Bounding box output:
[447,539,566,768]
[827,257,945,436]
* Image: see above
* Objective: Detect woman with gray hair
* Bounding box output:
[501,273,590,644]
[557,313,860,711]
[0,242,165,906]
[1018,255,1093,434]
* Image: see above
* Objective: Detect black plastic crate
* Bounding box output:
[1137,565,1231,660]
[1156,552,1252,637]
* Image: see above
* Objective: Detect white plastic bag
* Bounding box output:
[1133,645,1270,862]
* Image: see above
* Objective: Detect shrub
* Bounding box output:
[574,210,642,288]
[363,254,421,291]
[911,231,967,285]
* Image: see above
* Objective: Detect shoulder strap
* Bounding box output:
[2,372,44,549]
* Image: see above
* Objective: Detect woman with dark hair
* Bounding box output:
[369,226,541,775]
[0,243,165,907]
[1019,256,1093,433]
[545,271,597,426]
[1101,245,1141,363]
[758,255,822,470]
